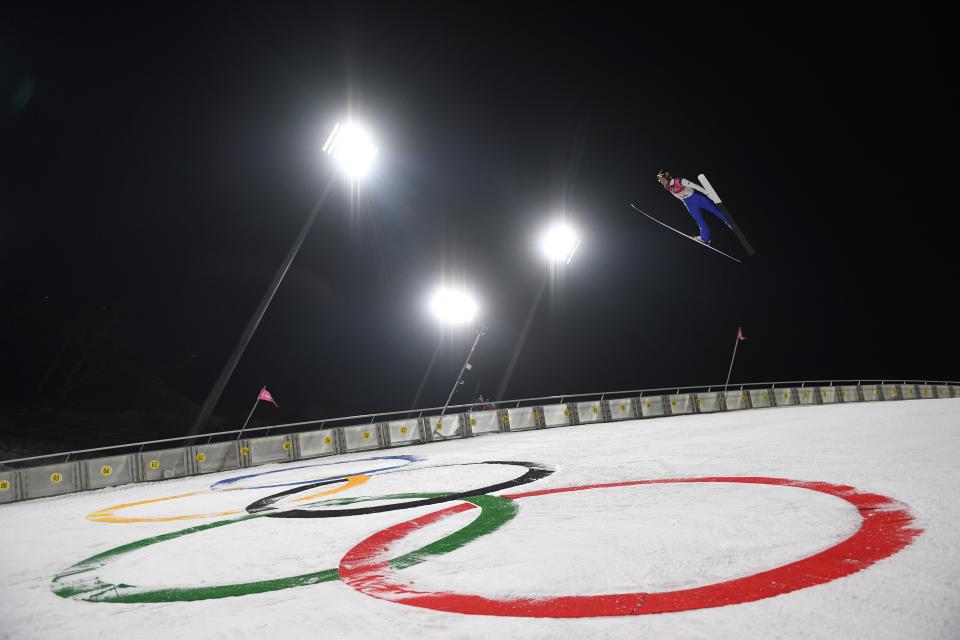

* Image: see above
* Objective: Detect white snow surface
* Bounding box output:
[1,399,959,639]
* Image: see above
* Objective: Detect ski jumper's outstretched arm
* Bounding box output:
[680,178,710,198]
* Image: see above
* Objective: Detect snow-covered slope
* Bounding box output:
[1,399,958,639]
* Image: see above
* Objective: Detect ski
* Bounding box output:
[717,204,754,256]
[629,204,742,263]
[698,174,755,256]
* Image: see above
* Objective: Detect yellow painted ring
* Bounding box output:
[87,474,370,523]
[287,474,370,504]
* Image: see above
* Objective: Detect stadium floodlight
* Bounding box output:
[322,121,379,178]
[540,222,581,264]
[423,286,484,415]
[429,287,479,325]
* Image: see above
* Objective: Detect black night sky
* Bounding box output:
[2,6,954,452]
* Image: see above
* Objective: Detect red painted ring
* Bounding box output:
[338,477,922,618]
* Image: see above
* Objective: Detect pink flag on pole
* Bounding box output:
[257,387,279,407]
[737,327,747,341]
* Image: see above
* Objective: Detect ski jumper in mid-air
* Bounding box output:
[657,170,731,244]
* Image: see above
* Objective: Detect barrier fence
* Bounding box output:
[0,379,956,504]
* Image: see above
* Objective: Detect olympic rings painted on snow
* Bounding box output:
[64,471,921,616]
[53,493,516,603]
[209,455,420,491]
[338,477,922,618]
[88,455,421,524]
[87,475,369,524]
[255,461,553,519]
[88,459,548,524]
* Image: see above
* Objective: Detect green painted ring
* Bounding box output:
[52,492,517,603]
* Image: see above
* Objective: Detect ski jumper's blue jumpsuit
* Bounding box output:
[663,178,731,244]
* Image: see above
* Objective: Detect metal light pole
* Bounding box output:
[187,121,378,437]
[441,324,486,415]
[187,180,335,437]
[497,220,580,400]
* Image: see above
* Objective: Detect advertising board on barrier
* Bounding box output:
[467,411,500,435]
[0,381,953,504]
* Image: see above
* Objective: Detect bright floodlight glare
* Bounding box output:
[429,288,478,324]
[323,121,379,178]
[540,223,581,264]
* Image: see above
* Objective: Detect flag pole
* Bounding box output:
[236,391,262,440]
[724,328,741,390]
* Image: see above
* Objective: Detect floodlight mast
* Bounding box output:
[494,219,580,401]
[187,120,376,438]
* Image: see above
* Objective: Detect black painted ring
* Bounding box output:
[246,461,553,518]
[245,476,358,513]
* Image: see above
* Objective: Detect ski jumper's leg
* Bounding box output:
[693,192,732,228]
[683,199,712,243]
